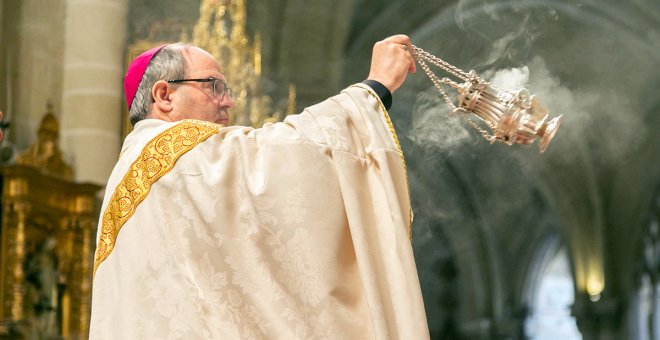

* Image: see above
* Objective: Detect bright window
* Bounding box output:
[525,247,582,340]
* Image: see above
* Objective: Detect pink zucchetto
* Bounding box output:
[124,44,168,110]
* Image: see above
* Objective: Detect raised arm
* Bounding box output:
[366,34,416,94]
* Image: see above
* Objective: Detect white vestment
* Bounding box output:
[89,84,429,339]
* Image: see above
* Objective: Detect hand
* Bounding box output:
[366,34,416,94]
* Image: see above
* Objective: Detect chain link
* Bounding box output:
[414,54,458,109]
[411,45,497,143]
[411,45,471,80]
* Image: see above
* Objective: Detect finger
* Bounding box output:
[408,52,416,74]
[385,35,416,74]
[393,43,416,74]
[401,44,416,74]
[382,34,411,45]
[403,40,413,53]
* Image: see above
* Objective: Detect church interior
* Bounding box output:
[0,0,658,339]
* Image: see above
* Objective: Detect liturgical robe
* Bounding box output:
[89,84,430,339]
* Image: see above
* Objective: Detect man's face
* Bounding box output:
[169,47,233,125]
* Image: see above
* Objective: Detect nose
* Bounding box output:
[219,93,234,108]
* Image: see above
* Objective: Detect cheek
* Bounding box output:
[173,91,193,111]
[177,94,207,115]
[191,100,218,121]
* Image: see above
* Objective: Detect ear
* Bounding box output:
[152,80,174,113]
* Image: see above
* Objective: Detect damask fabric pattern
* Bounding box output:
[89,84,430,339]
[94,120,220,276]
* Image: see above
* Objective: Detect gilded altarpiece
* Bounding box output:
[0,112,100,339]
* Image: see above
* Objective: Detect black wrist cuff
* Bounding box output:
[361,79,392,111]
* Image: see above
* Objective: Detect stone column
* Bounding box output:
[60,0,128,184]
[13,0,66,149]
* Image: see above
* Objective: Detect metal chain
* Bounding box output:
[411,45,497,143]
[411,45,471,81]
[463,114,497,143]
[413,53,458,109]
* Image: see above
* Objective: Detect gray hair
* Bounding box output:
[128,43,190,126]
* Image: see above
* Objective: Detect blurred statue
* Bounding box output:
[15,106,73,180]
[24,237,61,339]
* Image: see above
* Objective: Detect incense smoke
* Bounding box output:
[408,88,473,154]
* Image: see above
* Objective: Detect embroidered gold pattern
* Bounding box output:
[355,85,414,239]
[93,120,219,276]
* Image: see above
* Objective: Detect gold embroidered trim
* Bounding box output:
[355,84,414,240]
[93,120,219,276]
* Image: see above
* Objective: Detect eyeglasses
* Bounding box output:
[166,77,233,99]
